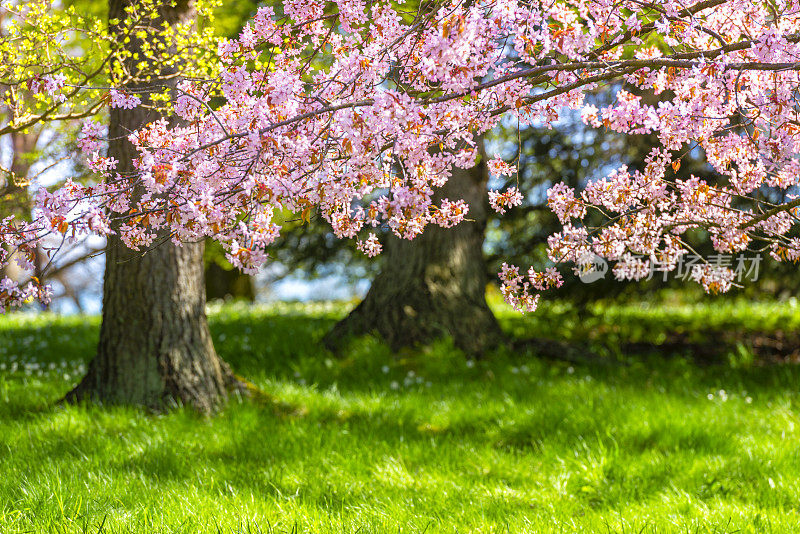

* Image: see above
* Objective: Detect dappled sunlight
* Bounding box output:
[2,301,800,531]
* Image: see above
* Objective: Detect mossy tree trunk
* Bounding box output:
[65,0,239,413]
[326,146,504,356]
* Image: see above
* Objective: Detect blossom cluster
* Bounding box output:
[0,276,51,314]
[109,89,142,110]
[498,263,563,312]
[489,187,523,214]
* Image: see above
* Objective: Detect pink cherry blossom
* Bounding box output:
[357,233,382,257]
[489,187,523,214]
[109,89,141,109]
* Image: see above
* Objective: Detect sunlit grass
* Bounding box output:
[1,298,799,532]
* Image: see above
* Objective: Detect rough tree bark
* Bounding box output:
[326,145,504,356]
[65,0,240,412]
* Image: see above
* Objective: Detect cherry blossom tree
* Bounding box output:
[0,0,246,411]
[63,0,247,412]
[4,0,800,332]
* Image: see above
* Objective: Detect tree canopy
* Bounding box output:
[2,0,800,312]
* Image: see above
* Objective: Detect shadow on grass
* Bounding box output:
[3,307,799,418]
[0,322,99,365]
[6,303,800,531]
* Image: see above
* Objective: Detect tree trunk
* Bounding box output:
[0,130,39,282]
[65,0,240,412]
[326,149,504,357]
[205,241,256,302]
[205,262,256,301]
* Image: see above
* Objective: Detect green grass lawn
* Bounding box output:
[1,298,800,533]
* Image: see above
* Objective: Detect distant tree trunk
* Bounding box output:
[0,129,39,282]
[326,145,504,356]
[204,240,256,302]
[65,0,240,412]
[205,263,256,301]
